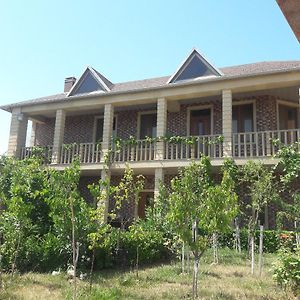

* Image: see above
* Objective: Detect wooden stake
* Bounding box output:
[181,242,185,274]
[258,225,264,276]
[251,235,255,275]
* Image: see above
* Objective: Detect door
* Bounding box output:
[138,192,154,218]
[190,109,211,136]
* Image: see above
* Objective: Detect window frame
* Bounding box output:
[232,100,256,133]
[137,110,157,140]
[276,99,300,130]
[93,115,117,143]
[187,104,214,136]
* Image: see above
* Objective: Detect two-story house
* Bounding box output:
[2,49,300,227]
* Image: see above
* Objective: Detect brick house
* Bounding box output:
[2,49,300,228]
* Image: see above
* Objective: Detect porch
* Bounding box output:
[20,128,300,165]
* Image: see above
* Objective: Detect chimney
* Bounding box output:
[64,77,76,93]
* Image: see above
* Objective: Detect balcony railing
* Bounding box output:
[232,129,300,158]
[60,143,102,164]
[112,139,156,162]
[164,135,223,160]
[20,129,300,165]
[20,145,53,163]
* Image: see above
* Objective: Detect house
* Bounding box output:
[2,49,300,228]
[277,0,300,42]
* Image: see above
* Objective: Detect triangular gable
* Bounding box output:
[168,49,222,84]
[68,67,113,96]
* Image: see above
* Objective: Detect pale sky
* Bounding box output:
[0,0,299,154]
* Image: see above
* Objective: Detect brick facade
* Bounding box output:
[34,95,280,147]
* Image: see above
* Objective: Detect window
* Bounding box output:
[232,104,254,133]
[189,109,211,136]
[139,113,157,139]
[278,104,298,130]
[94,117,116,142]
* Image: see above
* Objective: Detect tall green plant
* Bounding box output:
[167,158,238,298]
[241,161,279,274]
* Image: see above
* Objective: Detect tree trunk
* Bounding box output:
[70,197,77,300]
[295,221,300,248]
[213,232,218,264]
[192,253,199,299]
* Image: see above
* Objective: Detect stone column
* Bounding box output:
[30,121,37,146]
[222,90,233,157]
[101,104,114,163]
[155,97,167,160]
[101,168,111,223]
[7,108,28,158]
[154,168,164,200]
[51,109,66,164]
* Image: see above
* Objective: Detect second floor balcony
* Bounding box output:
[20,128,300,166]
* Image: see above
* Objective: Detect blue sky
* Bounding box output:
[0,0,299,154]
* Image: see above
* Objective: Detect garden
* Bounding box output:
[0,141,299,299]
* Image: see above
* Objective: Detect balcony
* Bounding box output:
[20,129,300,166]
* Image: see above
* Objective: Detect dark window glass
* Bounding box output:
[232,104,253,133]
[175,55,217,82]
[74,72,104,95]
[95,117,116,142]
[140,114,157,139]
[279,105,298,130]
[190,109,211,135]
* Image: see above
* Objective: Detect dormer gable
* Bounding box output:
[168,48,222,84]
[68,66,113,96]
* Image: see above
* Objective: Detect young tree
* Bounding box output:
[167,158,238,298]
[48,160,90,300]
[275,142,300,247]
[241,161,279,274]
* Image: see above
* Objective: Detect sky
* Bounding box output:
[0,0,299,154]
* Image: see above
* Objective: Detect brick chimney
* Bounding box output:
[64,77,76,93]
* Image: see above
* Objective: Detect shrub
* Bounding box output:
[218,229,296,253]
[273,248,300,296]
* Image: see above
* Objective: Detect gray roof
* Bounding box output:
[2,60,300,112]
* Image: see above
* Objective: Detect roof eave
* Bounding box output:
[2,67,300,113]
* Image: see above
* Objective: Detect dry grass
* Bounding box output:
[0,249,293,300]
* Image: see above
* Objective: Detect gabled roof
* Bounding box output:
[68,66,113,96]
[2,60,300,112]
[167,48,222,84]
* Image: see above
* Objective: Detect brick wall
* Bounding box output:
[35,95,282,147]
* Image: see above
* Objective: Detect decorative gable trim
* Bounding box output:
[167,48,223,84]
[67,66,113,97]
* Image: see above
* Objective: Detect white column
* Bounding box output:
[51,109,66,164]
[154,168,164,200]
[7,108,28,158]
[156,97,167,160]
[222,90,232,157]
[101,104,114,162]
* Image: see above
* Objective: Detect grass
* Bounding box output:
[0,248,294,300]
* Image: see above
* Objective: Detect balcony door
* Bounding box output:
[94,116,116,143]
[278,104,298,130]
[138,192,154,218]
[139,113,157,139]
[189,108,212,136]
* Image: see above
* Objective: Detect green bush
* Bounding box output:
[273,248,300,296]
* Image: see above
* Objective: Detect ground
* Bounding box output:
[0,249,292,300]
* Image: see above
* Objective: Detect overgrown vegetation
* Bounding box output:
[1,139,300,298]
